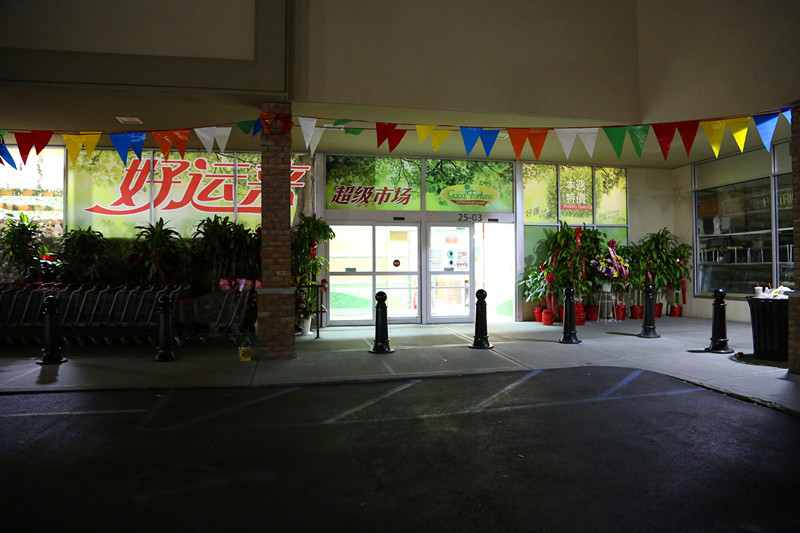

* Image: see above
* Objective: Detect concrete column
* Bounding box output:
[789,102,800,373]
[258,102,296,360]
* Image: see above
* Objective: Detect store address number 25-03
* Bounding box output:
[457,213,483,222]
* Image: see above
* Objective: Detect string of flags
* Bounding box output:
[0,107,793,169]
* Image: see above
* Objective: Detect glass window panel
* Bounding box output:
[376,275,419,318]
[599,226,628,246]
[430,274,471,317]
[66,149,150,238]
[475,223,515,321]
[326,156,421,211]
[235,152,263,231]
[777,173,794,289]
[695,177,772,294]
[595,167,627,225]
[559,165,593,225]
[522,163,557,223]
[1,147,64,234]
[375,226,418,271]
[425,159,513,212]
[328,275,373,321]
[329,225,373,272]
[428,226,470,272]
[523,225,556,268]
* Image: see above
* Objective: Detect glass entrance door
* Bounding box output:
[426,225,474,323]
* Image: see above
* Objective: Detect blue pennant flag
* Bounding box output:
[753,114,779,152]
[782,109,792,125]
[460,127,482,156]
[252,118,264,137]
[480,129,500,157]
[0,142,18,169]
[129,132,147,160]
[109,133,133,165]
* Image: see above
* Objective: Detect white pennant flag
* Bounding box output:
[299,116,317,149]
[576,128,599,157]
[555,129,579,158]
[194,127,216,154]
[214,127,231,153]
[309,127,324,155]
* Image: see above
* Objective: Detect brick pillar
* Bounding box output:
[789,102,800,373]
[258,102,296,359]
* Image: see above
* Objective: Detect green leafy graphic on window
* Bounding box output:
[522,163,557,223]
[326,156,421,211]
[425,159,512,212]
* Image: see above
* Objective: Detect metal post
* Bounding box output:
[470,289,493,349]
[370,291,394,354]
[637,284,660,338]
[154,295,176,362]
[559,287,581,344]
[37,295,67,365]
[706,288,734,353]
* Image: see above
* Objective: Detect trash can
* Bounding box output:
[746,296,788,361]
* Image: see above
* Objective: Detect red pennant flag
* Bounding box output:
[652,123,678,160]
[33,131,53,154]
[14,132,36,165]
[152,131,173,158]
[387,128,407,152]
[172,129,189,159]
[277,114,293,134]
[260,111,277,134]
[676,121,699,156]
[507,128,530,159]
[153,130,189,159]
[376,122,396,148]
[527,129,549,160]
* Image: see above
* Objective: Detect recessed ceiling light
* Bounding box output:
[115,116,143,125]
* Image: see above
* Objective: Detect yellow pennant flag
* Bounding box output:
[701,120,727,157]
[416,125,436,143]
[430,130,451,151]
[63,132,102,165]
[727,117,750,152]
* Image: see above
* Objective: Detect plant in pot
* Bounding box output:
[519,262,548,321]
[619,242,646,319]
[290,213,335,334]
[129,218,190,284]
[666,241,692,317]
[59,226,111,283]
[637,228,689,318]
[191,216,260,293]
[589,239,630,320]
[0,213,58,282]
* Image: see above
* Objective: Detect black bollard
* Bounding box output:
[370,291,394,354]
[154,295,176,362]
[637,284,660,338]
[37,295,67,365]
[470,289,493,349]
[558,287,581,344]
[706,288,734,353]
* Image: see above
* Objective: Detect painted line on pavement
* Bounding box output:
[171,387,301,429]
[324,379,421,424]
[0,408,148,418]
[597,369,644,398]
[471,369,542,410]
[0,367,40,387]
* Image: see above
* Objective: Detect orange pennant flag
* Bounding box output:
[172,129,189,159]
[527,129,549,160]
[507,128,530,160]
[152,131,173,159]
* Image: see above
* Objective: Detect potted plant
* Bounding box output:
[636,228,691,318]
[519,262,548,321]
[619,242,645,319]
[191,216,260,293]
[589,238,630,320]
[666,241,692,317]
[129,218,190,284]
[59,226,111,283]
[290,213,335,334]
[0,213,57,282]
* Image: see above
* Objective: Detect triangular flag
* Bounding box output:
[782,109,792,124]
[0,142,17,170]
[480,129,500,157]
[576,128,598,157]
[33,131,53,154]
[701,120,727,157]
[109,133,133,165]
[260,111,277,134]
[376,122,396,148]
[344,128,364,135]
[0,129,6,137]
[129,131,146,160]
[298,117,317,149]
[753,113,779,152]
[460,127,482,156]
[652,123,678,160]
[309,127,324,156]
[172,129,189,159]
[555,129,579,158]
[603,127,627,158]
[507,128,530,160]
[676,121,699,156]
[236,120,255,135]
[527,129,549,160]
[14,132,36,165]
[430,130,450,151]
[277,114,292,135]
[416,125,436,143]
[387,128,407,152]
[627,125,650,158]
[727,117,750,152]
[251,118,263,137]
[152,131,173,159]
[333,119,352,127]
[215,127,231,153]
[63,134,84,165]
[194,127,216,154]
[81,132,101,157]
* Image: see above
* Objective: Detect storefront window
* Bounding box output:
[595,167,627,225]
[522,163,557,223]
[326,156,421,211]
[425,159,513,212]
[559,165,593,225]
[1,146,65,235]
[776,173,793,288]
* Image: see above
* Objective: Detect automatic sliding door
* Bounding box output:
[427,225,474,323]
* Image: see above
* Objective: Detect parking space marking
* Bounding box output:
[489,387,706,414]
[171,387,301,429]
[471,370,542,410]
[597,369,644,398]
[323,379,421,424]
[0,408,148,418]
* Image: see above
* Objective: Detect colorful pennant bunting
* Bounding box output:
[0,141,17,169]
[416,125,436,143]
[676,121,699,156]
[236,120,255,135]
[627,125,650,158]
[603,127,627,158]
[576,128,598,157]
[152,129,189,159]
[63,132,101,165]
[430,130,450,151]
[652,123,678,160]
[376,123,406,152]
[298,117,317,149]
[701,120,727,157]
[480,129,500,157]
[460,127,482,156]
[727,117,750,152]
[309,127,324,156]
[555,129,579,158]
[507,128,530,160]
[753,113,779,152]
[14,131,53,165]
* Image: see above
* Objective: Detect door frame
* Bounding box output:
[422,222,475,324]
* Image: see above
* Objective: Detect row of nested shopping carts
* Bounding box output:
[0,281,256,347]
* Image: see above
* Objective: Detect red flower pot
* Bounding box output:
[630,305,644,320]
[558,305,564,322]
[614,305,626,321]
[670,305,683,317]
[541,309,554,325]
[585,305,599,321]
[654,302,663,318]
[575,311,586,326]
[533,307,543,322]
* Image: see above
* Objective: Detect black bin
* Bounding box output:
[746,296,788,361]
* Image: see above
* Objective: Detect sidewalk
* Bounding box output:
[1,316,798,416]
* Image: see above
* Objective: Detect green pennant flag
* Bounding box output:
[627,125,650,158]
[334,119,352,127]
[344,128,364,135]
[0,129,7,137]
[236,120,255,135]
[603,127,627,158]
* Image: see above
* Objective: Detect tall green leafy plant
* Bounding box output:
[634,228,692,305]
[291,214,335,325]
[191,216,261,292]
[0,214,53,282]
[59,226,110,283]
[130,218,189,284]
